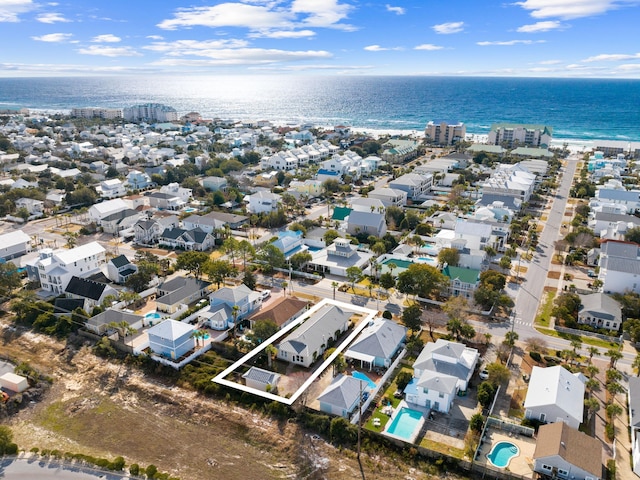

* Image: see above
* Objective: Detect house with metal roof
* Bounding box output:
[577,293,622,331]
[442,265,481,299]
[389,173,433,200]
[344,318,406,369]
[208,284,262,328]
[533,422,602,480]
[158,226,216,251]
[85,308,144,335]
[317,374,368,418]
[598,240,640,294]
[524,365,585,429]
[346,210,387,238]
[242,366,280,393]
[0,229,31,262]
[277,304,353,368]
[147,319,195,360]
[64,276,118,311]
[405,339,479,413]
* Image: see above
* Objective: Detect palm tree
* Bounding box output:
[570,337,582,359]
[387,262,397,279]
[265,344,278,368]
[504,331,519,348]
[587,346,599,364]
[606,348,623,369]
[281,281,288,297]
[585,377,600,395]
[331,281,339,300]
[231,305,240,336]
[606,403,622,422]
[586,364,600,378]
[584,397,600,423]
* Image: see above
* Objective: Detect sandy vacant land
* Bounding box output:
[0,319,447,480]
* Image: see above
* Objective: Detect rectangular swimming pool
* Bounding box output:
[385,407,424,443]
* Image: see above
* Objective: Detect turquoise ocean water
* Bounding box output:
[0,76,638,141]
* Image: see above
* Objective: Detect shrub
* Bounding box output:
[145,465,158,478]
[605,422,615,442]
[606,459,616,480]
[129,463,140,476]
[382,310,393,320]
[469,413,485,433]
[529,351,542,362]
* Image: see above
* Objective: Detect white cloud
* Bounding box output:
[92,34,121,43]
[583,52,640,62]
[618,63,640,71]
[539,59,562,64]
[0,0,34,22]
[150,48,332,66]
[517,20,565,32]
[476,39,545,46]
[146,35,164,40]
[432,21,464,34]
[143,38,249,53]
[364,44,403,51]
[414,44,444,50]
[385,4,405,15]
[249,29,316,38]
[250,63,373,72]
[78,45,142,57]
[158,0,354,31]
[36,12,70,23]
[515,0,633,20]
[31,32,72,42]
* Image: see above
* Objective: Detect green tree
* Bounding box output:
[584,397,600,423]
[625,226,640,244]
[331,281,339,300]
[222,237,239,266]
[395,371,413,391]
[242,269,256,290]
[477,381,496,409]
[486,362,511,385]
[379,272,395,296]
[499,255,512,271]
[503,331,519,348]
[289,251,312,270]
[396,263,447,300]
[401,304,422,336]
[469,413,485,433]
[0,262,21,300]
[258,244,286,272]
[237,239,255,269]
[345,266,363,293]
[249,320,279,345]
[205,259,237,288]
[323,229,340,245]
[0,425,17,455]
[606,348,623,369]
[176,251,210,279]
[329,416,355,445]
[438,247,460,267]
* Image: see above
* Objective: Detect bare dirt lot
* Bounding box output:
[0,319,451,480]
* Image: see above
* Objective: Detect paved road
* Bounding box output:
[0,457,130,479]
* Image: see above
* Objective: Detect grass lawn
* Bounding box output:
[535,327,620,349]
[364,409,391,432]
[419,438,465,459]
[535,291,556,328]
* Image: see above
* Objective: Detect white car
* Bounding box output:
[479,369,489,380]
[260,290,271,300]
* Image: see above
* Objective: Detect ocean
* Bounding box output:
[0,76,639,141]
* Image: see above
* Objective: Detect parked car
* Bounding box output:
[260,290,271,300]
[479,368,489,380]
[587,269,597,278]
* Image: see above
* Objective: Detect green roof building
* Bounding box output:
[442,265,480,299]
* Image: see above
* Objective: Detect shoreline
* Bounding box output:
[18,109,635,153]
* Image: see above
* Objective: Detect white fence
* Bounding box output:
[150,342,212,370]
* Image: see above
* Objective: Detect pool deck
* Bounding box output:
[381,400,429,444]
[475,429,536,478]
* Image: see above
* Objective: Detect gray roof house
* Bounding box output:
[317,374,368,418]
[85,308,144,335]
[346,210,387,238]
[598,240,640,294]
[156,276,212,314]
[629,377,640,476]
[208,284,262,327]
[106,254,138,284]
[242,366,280,393]
[577,293,622,331]
[277,304,353,368]
[344,318,406,368]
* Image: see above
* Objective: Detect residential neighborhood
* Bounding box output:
[1,109,640,480]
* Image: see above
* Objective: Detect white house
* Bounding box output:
[346,210,387,238]
[389,173,433,200]
[0,229,31,261]
[524,365,585,429]
[533,422,602,480]
[367,187,407,207]
[577,293,622,331]
[405,339,479,413]
[248,191,281,214]
[98,179,127,199]
[242,367,281,393]
[28,242,106,295]
[89,198,130,224]
[15,197,44,216]
[598,240,640,294]
[207,284,262,329]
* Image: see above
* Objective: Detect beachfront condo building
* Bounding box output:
[425,121,466,145]
[487,123,553,148]
[123,103,178,123]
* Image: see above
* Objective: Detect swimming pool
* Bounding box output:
[487,441,519,468]
[385,407,424,443]
[382,258,412,269]
[352,371,376,390]
[416,257,438,266]
[145,312,161,319]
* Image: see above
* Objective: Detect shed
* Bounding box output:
[0,372,29,392]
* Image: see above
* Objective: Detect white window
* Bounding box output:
[541,464,552,471]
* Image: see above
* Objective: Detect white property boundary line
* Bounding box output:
[212,298,378,405]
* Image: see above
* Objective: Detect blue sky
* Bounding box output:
[1,0,640,77]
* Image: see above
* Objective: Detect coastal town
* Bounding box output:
[1,104,640,480]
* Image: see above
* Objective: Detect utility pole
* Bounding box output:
[357,379,362,460]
